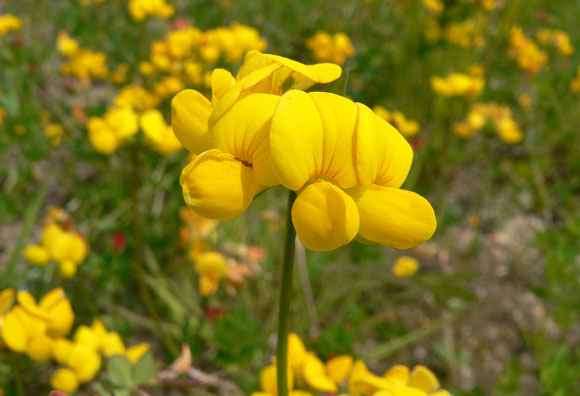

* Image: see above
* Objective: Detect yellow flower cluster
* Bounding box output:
[87,106,139,154]
[140,23,266,94]
[180,208,261,296]
[51,320,150,392]
[173,51,436,252]
[571,67,580,93]
[128,0,174,22]
[509,27,547,74]
[0,288,149,394]
[453,102,523,144]
[57,32,109,83]
[23,208,88,278]
[306,31,355,65]
[253,333,450,396]
[431,72,485,97]
[536,28,575,57]
[373,106,420,137]
[392,255,420,278]
[0,289,74,362]
[0,14,22,37]
[445,18,486,48]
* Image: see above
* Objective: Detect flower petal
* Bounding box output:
[292,180,359,251]
[309,92,358,188]
[180,150,257,219]
[354,103,413,188]
[271,90,324,190]
[409,365,440,392]
[212,93,280,187]
[171,89,213,153]
[237,50,342,92]
[353,185,436,249]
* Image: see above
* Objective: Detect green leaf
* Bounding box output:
[106,355,134,389]
[132,351,157,385]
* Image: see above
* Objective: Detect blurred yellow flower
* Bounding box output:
[140,109,182,155]
[57,32,79,57]
[444,19,486,49]
[51,368,79,393]
[454,102,523,144]
[431,72,484,97]
[537,28,574,57]
[0,14,22,37]
[193,251,227,296]
[306,31,355,65]
[374,106,420,137]
[423,0,443,14]
[87,106,138,154]
[509,27,547,74]
[128,0,174,21]
[392,256,419,278]
[126,342,150,363]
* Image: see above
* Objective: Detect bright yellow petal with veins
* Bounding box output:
[271,90,324,190]
[171,89,213,153]
[212,93,280,187]
[353,185,436,249]
[309,92,358,188]
[292,180,359,251]
[326,355,354,385]
[303,353,338,393]
[180,150,257,219]
[409,365,440,392]
[354,103,413,188]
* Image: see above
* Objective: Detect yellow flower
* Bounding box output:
[51,368,79,393]
[23,244,50,266]
[101,332,126,357]
[140,109,182,155]
[260,364,294,395]
[0,14,22,37]
[374,106,420,137]
[40,288,75,337]
[423,0,443,14]
[126,342,150,363]
[537,28,574,57]
[88,106,138,154]
[455,102,523,144]
[509,27,547,74]
[272,91,436,251]
[327,355,354,385]
[57,32,79,57]
[431,73,484,97]
[1,306,47,353]
[128,0,174,21]
[67,342,102,383]
[392,256,419,278]
[0,289,15,315]
[306,31,355,65]
[175,52,435,252]
[194,251,227,296]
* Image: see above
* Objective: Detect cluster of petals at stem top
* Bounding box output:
[172,50,436,252]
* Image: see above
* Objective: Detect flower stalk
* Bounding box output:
[276,191,297,396]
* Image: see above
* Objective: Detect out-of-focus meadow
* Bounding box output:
[1,0,580,394]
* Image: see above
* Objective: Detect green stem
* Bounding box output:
[276,191,296,396]
[2,185,47,288]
